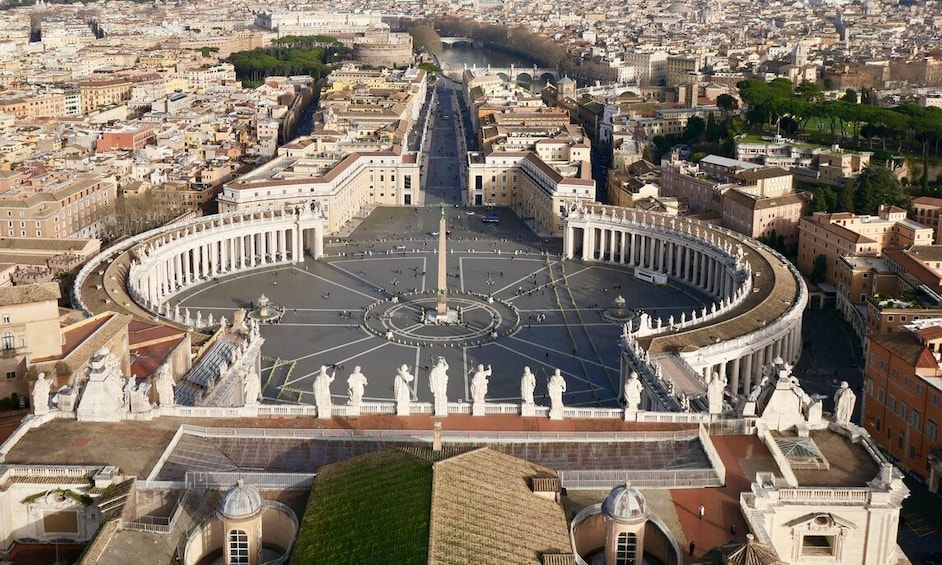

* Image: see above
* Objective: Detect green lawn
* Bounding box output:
[291,449,433,564]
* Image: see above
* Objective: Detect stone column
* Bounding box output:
[249,233,256,267]
[619,231,627,264]
[742,353,754,395]
[730,356,741,397]
[278,229,286,262]
[314,224,324,258]
[581,225,590,261]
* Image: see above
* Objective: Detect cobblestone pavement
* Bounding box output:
[173,205,711,408]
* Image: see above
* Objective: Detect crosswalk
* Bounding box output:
[902,512,938,537]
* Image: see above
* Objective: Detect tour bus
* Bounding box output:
[482,215,500,223]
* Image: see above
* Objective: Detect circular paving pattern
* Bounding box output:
[363,291,520,347]
[170,206,713,408]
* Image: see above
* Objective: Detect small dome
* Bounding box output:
[602,483,648,523]
[219,479,263,520]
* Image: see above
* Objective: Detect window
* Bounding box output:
[5,371,14,380]
[801,534,836,557]
[1,314,8,324]
[228,529,249,564]
[928,420,938,441]
[899,403,907,420]
[912,410,920,429]
[1,332,13,350]
[614,532,637,564]
[887,395,895,412]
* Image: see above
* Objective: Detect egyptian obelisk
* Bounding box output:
[436,204,448,316]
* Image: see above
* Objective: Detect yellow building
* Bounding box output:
[0,283,61,400]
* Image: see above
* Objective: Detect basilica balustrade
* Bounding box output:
[564,204,807,400]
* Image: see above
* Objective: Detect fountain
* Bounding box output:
[602,295,637,324]
[248,294,284,323]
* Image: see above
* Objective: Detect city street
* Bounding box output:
[422,78,468,206]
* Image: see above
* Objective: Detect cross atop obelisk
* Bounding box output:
[436,203,448,316]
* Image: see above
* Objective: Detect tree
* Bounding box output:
[852,165,908,215]
[683,116,706,143]
[811,254,827,284]
[795,80,824,103]
[716,93,738,116]
[841,89,857,103]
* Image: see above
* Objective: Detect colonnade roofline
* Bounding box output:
[74,206,326,326]
[563,203,807,399]
[564,203,806,353]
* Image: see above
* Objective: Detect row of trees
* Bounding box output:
[226,40,348,85]
[737,79,942,154]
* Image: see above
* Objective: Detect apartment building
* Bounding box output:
[0,283,62,400]
[78,78,134,114]
[721,189,811,246]
[912,196,942,244]
[0,172,117,239]
[797,207,934,331]
[96,125,156,152]
[864,320,942,493]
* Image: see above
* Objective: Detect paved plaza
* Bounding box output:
[174,206,711,408]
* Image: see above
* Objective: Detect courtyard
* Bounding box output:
[173,206,711,408]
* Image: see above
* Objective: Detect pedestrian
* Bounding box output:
[689,541,695,556]
[698,504,705,519]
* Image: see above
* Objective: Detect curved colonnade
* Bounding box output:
[76,203,805,406]
[74,207,326,328]
[564,205,807,398]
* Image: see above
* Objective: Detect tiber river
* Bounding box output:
[436,44,536,70]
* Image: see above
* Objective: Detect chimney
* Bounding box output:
[433,421,442,452]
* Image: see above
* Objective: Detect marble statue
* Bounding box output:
[623,371,643,412]
[833,381,856,425]
[346,366,367,407]
[548,369,566,412]
[32,372,50,415]
[394,364,414,414]
[123,377,137,410]
[521,367,536,406]
[429,357,449,416]
[470,364,491,405]
[707,372,726,415]
[155,365,175,407]
[243,368,260,407]
[313,365,335,416]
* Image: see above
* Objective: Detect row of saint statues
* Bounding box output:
[309,357,570,414]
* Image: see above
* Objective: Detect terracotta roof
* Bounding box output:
[0,282,60,307]
[429,448,570,565]
[870,329,928,366]
[913,196,942,207]
[723,535,784,565]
